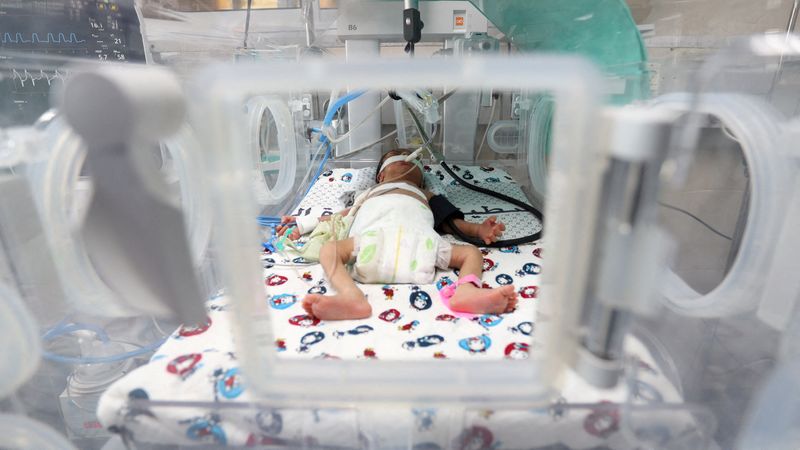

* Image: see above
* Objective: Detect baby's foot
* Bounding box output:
[302,292,372,320]
[449,285,518,315]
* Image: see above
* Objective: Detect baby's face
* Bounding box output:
[378,150,424,186]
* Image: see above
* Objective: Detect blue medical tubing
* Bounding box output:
[301,91,364,196]
[323,90,365,127]
[258,91,365,237]
[43,322,111,343]
[41,321,167,365]
[257,216,285,226]
[42,339,167,365]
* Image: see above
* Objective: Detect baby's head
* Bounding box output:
[375,149,424,188]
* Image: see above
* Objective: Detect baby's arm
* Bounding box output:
[277,208,351,240]
[428,193,505,245]
[442,216,505,245]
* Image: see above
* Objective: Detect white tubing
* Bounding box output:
[330,95,391,144]
[394,99,409,147]
[652,93,791,317]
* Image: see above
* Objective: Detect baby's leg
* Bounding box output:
[448,244,517,314]
[302,238,372,320]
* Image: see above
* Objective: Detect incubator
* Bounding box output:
[1,0,800,449]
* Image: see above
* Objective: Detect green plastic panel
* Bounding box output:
[366,1,649,102]
[469,0,649,103]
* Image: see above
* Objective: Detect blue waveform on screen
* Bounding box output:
[2,32,86,44]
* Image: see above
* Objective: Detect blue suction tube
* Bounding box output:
[260,90,366,226]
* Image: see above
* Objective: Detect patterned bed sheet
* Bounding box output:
[97,166,684,448]
[265,242,540,361]
[272,165,541,361]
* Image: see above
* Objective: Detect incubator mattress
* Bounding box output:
[97,166,682,448]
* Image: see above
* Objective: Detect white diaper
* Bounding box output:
[348,193,452,284]
[351,225,451,285]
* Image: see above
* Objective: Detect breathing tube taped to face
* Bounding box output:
[404,104,544,248]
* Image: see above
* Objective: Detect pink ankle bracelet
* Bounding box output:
[438,275,482,318]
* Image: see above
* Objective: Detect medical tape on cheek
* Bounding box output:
[378,155,407,174]
[378,155,423,175]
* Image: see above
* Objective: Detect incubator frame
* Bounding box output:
[191,55,606,404]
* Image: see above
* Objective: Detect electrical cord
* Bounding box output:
[659,201,733,241]
[405,104,544,247]
[440,162,544,247]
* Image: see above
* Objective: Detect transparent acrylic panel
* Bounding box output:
[657,35,800,317]
[641,33,800,450]
[3,1,800,449]
[188,55,606,405]
[642,0,799,98]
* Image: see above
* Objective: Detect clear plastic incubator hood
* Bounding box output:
[189,55,606,403]
[2,0,800,449]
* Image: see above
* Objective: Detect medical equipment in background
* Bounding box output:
[0,70,209,449]
[403,0,423,55]
[441,33,501,162]
[0,0,148,128]
[647,34,800,449]
[0,0,210,317]
[2,1,800,449]
[335,0,489,160]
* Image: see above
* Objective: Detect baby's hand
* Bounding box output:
[478,216,505,245]
[276,216,301,241]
